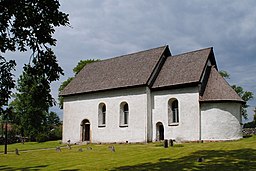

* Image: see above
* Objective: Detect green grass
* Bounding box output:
[1,136,256,170]
[0,140,63,153]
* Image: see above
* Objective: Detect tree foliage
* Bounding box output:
[219,70,230,79]
[58,59,99,109]
[1,0,69,140]
[58,77,73,109]
[231,85,254,119]
[243,107,256,128]
[0,0,69,53]
[0,57,16,109]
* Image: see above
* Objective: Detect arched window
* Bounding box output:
[120,102,129,127]
[168,99,179,125]
[98,103,106,127]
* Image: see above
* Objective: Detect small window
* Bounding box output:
[120,102,129,127]
[98,103,106,127]
[168,99,179,125]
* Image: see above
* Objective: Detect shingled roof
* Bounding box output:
[200,66,244,102]
[152,47,213,89]
[60,45,243,104]
[60,45,169,96]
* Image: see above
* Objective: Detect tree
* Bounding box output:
[58,59,99,109]
[58,77,73,109]
[219,70,253,119]
[1,0,69,140]
[0,0,69,105]
[0,0,69,53]
[0,57,15,153]
[219,70,230,79]
[0,57,16,120]
[231,85,253,119]
[0,57,16,110]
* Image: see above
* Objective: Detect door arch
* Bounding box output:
[156,122,164,141]
[81,119,90,142]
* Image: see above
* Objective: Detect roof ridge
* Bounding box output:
[83,45,168,70]
[171,47,213,57]
[60,45,168,96]
[97,45,168,62]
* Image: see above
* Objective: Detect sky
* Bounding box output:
[6,0,256,122]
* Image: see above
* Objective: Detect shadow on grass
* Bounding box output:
[111,148,256,171]
[0,165,48,171]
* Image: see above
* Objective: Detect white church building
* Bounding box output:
[60,45,244,144]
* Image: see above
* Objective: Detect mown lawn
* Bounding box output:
[1,136,256,170]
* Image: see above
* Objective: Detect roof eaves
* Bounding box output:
[60,84,148,97]
[151,81,199,91]
[199,99,245,104]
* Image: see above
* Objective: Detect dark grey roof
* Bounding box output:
[152,48,212,88]
[200,66,244,102]
[60,45,168,96]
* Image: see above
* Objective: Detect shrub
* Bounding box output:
[36,133,49,143]
[48,126,62,141]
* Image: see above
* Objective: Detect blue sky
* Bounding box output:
[7,0,256,122]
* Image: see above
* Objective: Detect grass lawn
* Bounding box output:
[1,136,256,170]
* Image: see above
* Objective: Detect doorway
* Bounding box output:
[156,122,164,141]
[81,119,90,142]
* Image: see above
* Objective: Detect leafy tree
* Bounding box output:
[0,0,69,53]
[0,58,16,135]
[219,70,230,79]
[58,59,99,109]
[219,70,253,119]
[58,77,73,109]
[243,107,256,128]
[231,85,253,119]
[0,57,16,111]
[44,111,61,131]
[1,0,69,140]
[11,64,62,140]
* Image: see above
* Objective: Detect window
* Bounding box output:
[168,99,179,125]
[98,103,106,127]
[120,102,129,127]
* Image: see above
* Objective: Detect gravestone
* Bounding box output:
[108,146,115,152]
[169,139,174,147]
[67,144,71,150]
[15,148,19,155]
[197,157,204,162]
[56,146,61,152]
[164,139,168,148]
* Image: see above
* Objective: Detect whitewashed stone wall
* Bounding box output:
[152,87,200,142]
[201,102,242,140]
[62,87,149,144]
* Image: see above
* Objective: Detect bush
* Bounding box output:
[36,133,49,143]
[48,126,62,141]
[0,130,20,145]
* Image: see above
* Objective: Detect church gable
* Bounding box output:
[152,47,213,89]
